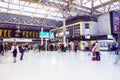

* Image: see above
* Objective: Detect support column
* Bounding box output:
[45,38,48,51]
[63,18,66,47]
[41,27,43,46]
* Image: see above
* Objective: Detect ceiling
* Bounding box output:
[0,0,120,20]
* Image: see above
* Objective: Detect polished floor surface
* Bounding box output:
[0,51,120,80]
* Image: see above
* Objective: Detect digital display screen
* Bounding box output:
[39,32,54,38]
[111,11,120,34]
[55,31,69,37]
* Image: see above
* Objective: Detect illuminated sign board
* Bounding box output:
[56,31,69,37]
[39,32,54,38]
[3,38,32,42]
[0,28,39,38]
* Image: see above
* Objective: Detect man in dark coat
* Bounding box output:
[19,44,25,60]
[0,43,4,56]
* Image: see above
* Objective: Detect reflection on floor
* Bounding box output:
[0,51,120,80]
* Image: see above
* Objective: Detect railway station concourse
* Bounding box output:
[0,0,120,80]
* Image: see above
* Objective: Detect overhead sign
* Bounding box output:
[3,38,32,42]
[39,32,54,38]
[39,32,49,38]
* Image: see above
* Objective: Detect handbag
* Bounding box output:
[91,56,96,61]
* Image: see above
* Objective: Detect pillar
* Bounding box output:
[45,38,48,51]
[63,18,66,47]
[41,27,43,46]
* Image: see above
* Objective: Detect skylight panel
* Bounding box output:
[35,9,41,13]
[34,9,46,15]
[33,13,45,18]
[4,0,9,2]
[38,4,42,8]
[50,12,58,16]
[47,16,62,21]
[43,6,49,10]
[93,0,110,7]
[49,0,54,2]
[93,0,101,7]
[20,1,25,6]
[24,2,30,6]
[22,12,32,16]
[23,7,36,12]
[0,2,8,8]
[39,9,48,14]
[56,13,63,17]
[9,4,22,10]
[50,7,58,12]
[0,8,7,12]
[8,10,19,14]
[73,0,81,5]
[83,1,91,8]
[28,3,37,8]
[12,0,19,4]
[70,12,77,16]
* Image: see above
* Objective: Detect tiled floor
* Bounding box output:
[0,51,120,80]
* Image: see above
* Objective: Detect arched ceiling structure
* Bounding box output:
[0,0,120,28]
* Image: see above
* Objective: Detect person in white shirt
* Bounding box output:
[92,41,100,61]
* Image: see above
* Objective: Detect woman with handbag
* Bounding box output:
[92,41,100,61]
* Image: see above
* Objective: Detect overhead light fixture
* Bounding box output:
[16,25,21,33]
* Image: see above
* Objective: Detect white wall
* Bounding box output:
[90,21,98,35]
[98,13,111,35]
[50,12,112,36]
[81,21,98,35]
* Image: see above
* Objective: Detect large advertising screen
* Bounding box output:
[110,11,120,34]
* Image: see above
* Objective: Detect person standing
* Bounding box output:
[74,45,78,53]
[114,41,120,64]
[4,43,8,53]
[0,43,4,56]
[11,43,19,63]
[93,41,100,61]
[68,43,72,52]
[19,44,25,60]
[38,44,41,52]
[57,44,61,53]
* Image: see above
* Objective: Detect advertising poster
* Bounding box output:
[111,11,120,34]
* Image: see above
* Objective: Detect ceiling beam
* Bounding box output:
[67,1,101,14]
[91,0,94,16]
[7,0,11,13]
[93,0,118,9]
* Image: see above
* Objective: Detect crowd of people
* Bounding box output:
[0,43,9,56]
[0,41,120,64]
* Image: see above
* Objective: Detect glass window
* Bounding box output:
[85,23,89,29]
